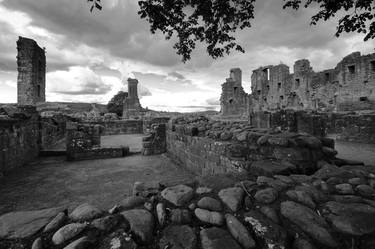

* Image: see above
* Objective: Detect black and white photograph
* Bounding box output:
[0,0,374,248]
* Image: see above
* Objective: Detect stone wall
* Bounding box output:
[326,112,375,144]
[250,51,375,112]
[220,68,249,118]
[81,120,143,135]
[66,122,129,161]
[166,116,336,176]
[250,110,327,137]
[17,37,46,105]
[40,114,71,149]
[0,106,40,175]
[142,123,167,156]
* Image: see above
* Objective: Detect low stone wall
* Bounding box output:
[81,120,143,135]
[143,117,170,133]
[166,116,336,176]
[66,122,128,161]
[326,112,375,144]
[0,106,40,176]
[250,110,327,137]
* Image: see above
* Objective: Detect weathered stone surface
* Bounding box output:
[156,203,166,226]
[196,187,213,195]
[254,188,278,204]
[280,201,337,247]
[121,209,154,244]
[44,212,67,233]
[120,196,146,209]
[31,237,43,249]
[52,223,87,245]
[293,238,316,249]
[63,236,92,249]
[259,206,279,224]
[245,210,287,249]
[197,197,222,212]
[200,227,242,249]
[194,208,224,226]
[323,201,375,236]
[0,207,64,239]
[335,183,354,195]
[97,229,137,249]
[251,160,296,176]
[218,187,244,212]
[91,215,120,232]
[69,203,102,222]
[170,209,192,224]
[161,185,194,206]
[286,190,315,209]
[356,184,375,197]
[159,225,197,249]
[225,214,256,249]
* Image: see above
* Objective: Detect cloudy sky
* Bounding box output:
[0,0,373,112]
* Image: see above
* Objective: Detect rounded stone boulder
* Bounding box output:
[43,212,67,233]
[194,208,224,226]
[254,188,278,204]
[121,209,154,244]
[225,214,256,249]
[159,225,197,249]
[170,209,192,224]
[52,223,87,245]
[161,185,194,206]
[63,236,93,249]
[69,203,102,222]
[218,187,244,212]
[197,197,222,212]
[156,203,166,226]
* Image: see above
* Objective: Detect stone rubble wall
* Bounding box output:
[166,116,336,176]
[40,114,72,150]
[66,122,128,161]
[0,106,40,176]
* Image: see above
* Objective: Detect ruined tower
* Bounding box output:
[220,68,249,117]
[122,78,142,119]
[17,37,46,105]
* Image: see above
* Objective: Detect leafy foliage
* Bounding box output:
[107,91,128,117]
[88,0,374,61]
[87,0,102,12]
[283,0,375,41]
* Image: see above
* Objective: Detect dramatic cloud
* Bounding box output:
[0,0,372,111]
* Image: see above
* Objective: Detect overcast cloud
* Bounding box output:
[0,0,373,111]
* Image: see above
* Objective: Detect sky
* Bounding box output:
[0,0,373,112]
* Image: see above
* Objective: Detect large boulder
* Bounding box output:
[69,203,102,222]
[52,223,87,245]
[197,197,222,212]
[225,214,256,249]
[0,207,64,239]
[281,201,337,247]
[218,187,244,212]
[200,227,242,249]
[194,208,224,226]
[159,225,197,249]
[244,210,287,249]
[251,160,296,176]
[161,185,194,206]
[121,209,154,244]
[323,201,375,236]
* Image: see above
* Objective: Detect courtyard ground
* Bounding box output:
[335,140,375,166]
[0,153,195,215]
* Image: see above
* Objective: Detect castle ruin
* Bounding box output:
[220,51,375,116]
[122,78,142,119]
[16,36,46,105]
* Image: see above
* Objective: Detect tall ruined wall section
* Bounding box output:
[17,37,46,105]
[250,51,375,112]
[220,68,249,117]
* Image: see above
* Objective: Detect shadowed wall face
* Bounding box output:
[17,37,46,106]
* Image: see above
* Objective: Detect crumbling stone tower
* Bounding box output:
[123,78,142,119]
[220,68,249,117]
[17,37,46,105]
